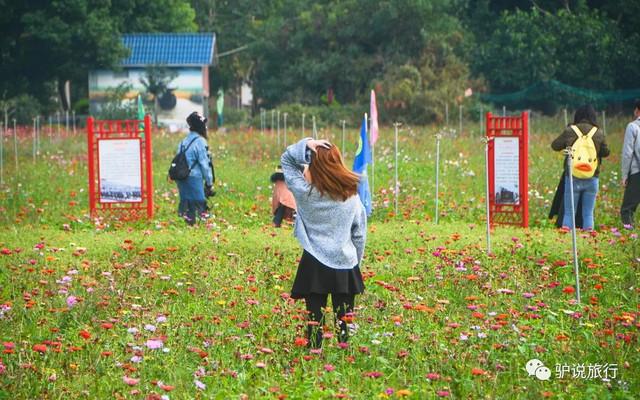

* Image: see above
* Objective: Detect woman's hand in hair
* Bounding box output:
[307,139,332,153]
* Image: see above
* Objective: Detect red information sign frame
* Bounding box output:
[486,111,529,227]
[87,116,154,220]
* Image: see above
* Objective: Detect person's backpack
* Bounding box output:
[168,137,199,181]
[569,125,598,179]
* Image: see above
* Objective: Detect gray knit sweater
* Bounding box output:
[281,138,367,270]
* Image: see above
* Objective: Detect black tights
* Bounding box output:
[304,293,355,348]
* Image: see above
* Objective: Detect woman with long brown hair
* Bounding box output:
[281,138,367,348]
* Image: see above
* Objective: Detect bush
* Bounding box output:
[96,83,136,120]
[221,108,251,127]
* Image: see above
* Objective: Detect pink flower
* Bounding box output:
[145,339,163,350]
[437,390,450,397]
[66,296,78,308]
[324,364,335,372]
[194,379,206,390]
[123,376,140,386]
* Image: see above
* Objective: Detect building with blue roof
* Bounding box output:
[89,33,216,129]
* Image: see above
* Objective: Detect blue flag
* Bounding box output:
[358,171,372,216]
[353,114,372,216]
[352,115,371,174]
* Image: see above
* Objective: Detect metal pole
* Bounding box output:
[601,110,606,136]
[479,104,483,136]
[459,104,463,135]
[65,110,69,133]
[394,123,400,216]
[302,113,305,138]
[445,103,449,126]
[435,132,441,224]
[277,110,280,148]
[32,117,36,163]
[565,148,581,304]
[563,108,568,126]
[341,120,346,153]
[484,137,492,254]
[36,116,40,154]
[271,110,274,133]
[502,105,506,117]
[56,112,61,137]
[312,116,317,139]
[13,119,18,170]
[72,110,76,134]
[48,116,52,140]
[0,123,4,185]
[283,113,288,147]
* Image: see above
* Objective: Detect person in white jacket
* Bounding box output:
[621,100,640,228]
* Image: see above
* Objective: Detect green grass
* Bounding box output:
[0,117,638,399]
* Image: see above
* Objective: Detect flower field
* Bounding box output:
[0,118,638,399]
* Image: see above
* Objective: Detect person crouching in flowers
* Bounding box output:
[270,165,296,227]
[281,138,367,348]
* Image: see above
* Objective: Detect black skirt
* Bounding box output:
[290,250,365,299]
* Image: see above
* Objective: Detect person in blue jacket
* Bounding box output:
[176,112,215,225]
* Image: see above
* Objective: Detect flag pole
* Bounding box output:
[371,116,375,205]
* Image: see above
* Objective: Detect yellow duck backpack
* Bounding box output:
[569,125,598,179]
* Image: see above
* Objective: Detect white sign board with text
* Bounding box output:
[98,139,142,203]
[494,137,520,205]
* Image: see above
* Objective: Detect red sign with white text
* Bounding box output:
[87,116,154,220]
[487,112,529,227]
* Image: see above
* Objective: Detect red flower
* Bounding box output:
[293,337,308,347]
[562,286,575,294]
[79,330,91,340]
[101,322,113,329]
[158,383,175,392]
[33,344,47,353]
[471,368,486,376]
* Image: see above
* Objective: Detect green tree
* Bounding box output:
[140,65,178,126]
[471,7,636,110]
[0,0,196,112]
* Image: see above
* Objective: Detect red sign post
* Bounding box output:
[87,115,153,220]
[486,112,529,227]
